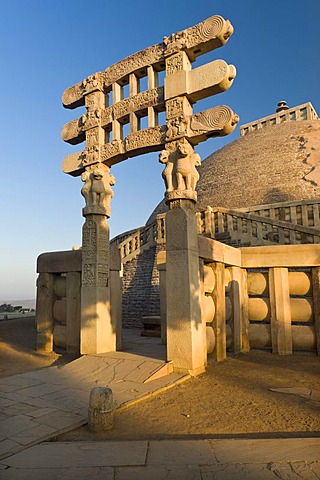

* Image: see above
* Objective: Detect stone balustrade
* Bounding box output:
[240,102,318,136]
[157,240,320,361]
[114,200,320,267]
[36,247,122,354]
[197,206,320,245]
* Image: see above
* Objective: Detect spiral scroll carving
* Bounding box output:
[190,106,236,133]
[199,16,225,40]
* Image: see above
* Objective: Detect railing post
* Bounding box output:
[269,267,292,355]
[204,206,213,235]
[312,267,320,355]
[36,273,54,352]
[212,262,226,361]
[229,266,249,354]
[66,272,81,354]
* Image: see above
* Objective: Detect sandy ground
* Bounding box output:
[0,317,75,377]
[1,317,319,440]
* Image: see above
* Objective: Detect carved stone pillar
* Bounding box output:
[162,134,206,373]
[165,198,206,374]
[80,163,116,354]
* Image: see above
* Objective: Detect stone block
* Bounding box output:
[37,250,82,273]
[88,387,114,432]
[198,236,241,266]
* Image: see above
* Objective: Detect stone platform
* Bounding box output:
[1,438,320,479]
[0,330,188,461]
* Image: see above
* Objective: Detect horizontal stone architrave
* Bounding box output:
[61,87,165,145]
[62,15,234,109]
[62,106,238,175]
[157,238,241,268]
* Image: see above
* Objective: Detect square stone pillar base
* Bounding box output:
[80,286,116,354]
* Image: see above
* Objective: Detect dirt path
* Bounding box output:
[1,318,319,440]
[58,351,320,441]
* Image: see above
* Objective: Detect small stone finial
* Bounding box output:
[276,101,289,113]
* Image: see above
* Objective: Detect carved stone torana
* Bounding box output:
[60,14,240,362]
[81,163,115,218]
[61,15,238,177]
[62,16,233,109]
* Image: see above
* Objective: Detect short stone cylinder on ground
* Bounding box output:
[88,387,114,431]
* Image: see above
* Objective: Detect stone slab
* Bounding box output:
[8,424,56,446]
[2,441,148,468]
[0,439,20,457]
[115,465,202,480]
[0,415,39,437]
[147,440,215,465]
[0,466,114,480]
[37,250,82,273]
[32,410,84,430]
[0,376,43,388]
[1,440,320,479]
[15,383,67,399]
[210,438,320,464]
[200,463,280,479]
[3,404,39,416]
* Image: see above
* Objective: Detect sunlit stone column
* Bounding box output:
[160,136,206,374]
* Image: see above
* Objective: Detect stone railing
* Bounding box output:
[158,239,320,359]
[113,201,320,264]
[36,248,122,354]
[112,214,166,264]
[196,206,320,245]
[240,102,318,136]
[240,199,320,229]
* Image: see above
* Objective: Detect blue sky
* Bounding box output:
[0,0,319,300]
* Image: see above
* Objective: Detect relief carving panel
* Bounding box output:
[125,126,166,152]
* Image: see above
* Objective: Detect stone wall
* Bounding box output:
[122,245,165,328]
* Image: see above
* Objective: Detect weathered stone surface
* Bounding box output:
[37,251,82,273]
[88,387,114,432]
[197,120,320,209]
